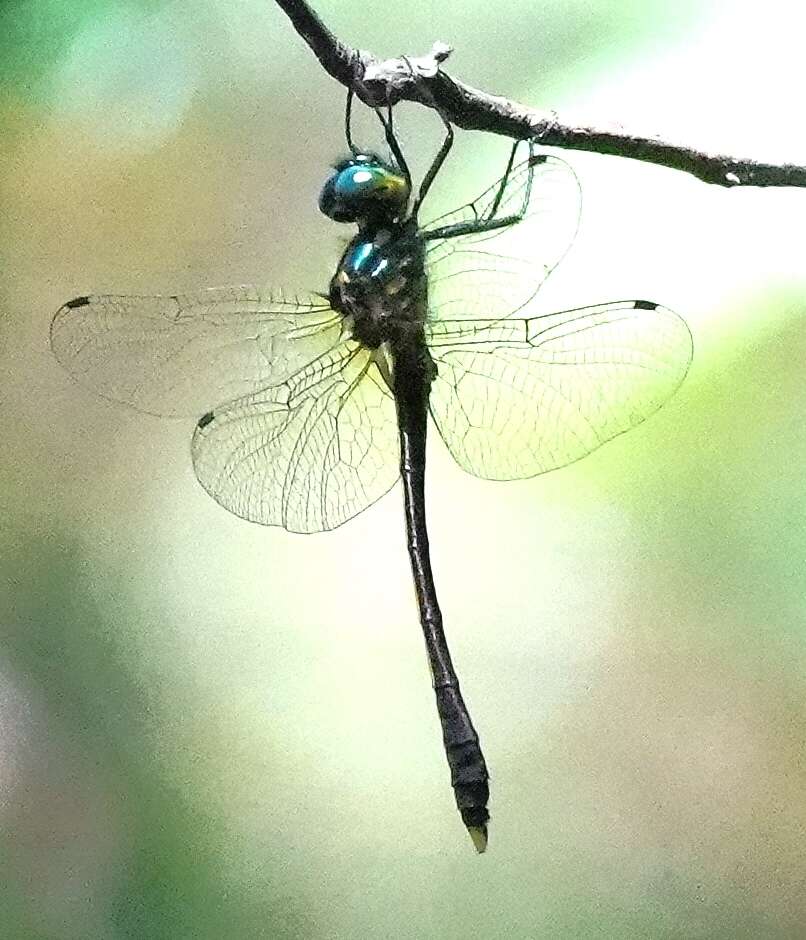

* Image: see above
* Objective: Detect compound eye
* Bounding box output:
[336,163,398,201]
[318,175,352,222]
[319,158,409,222]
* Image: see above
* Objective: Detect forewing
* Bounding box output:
[51,287,342,417]
[426,301,692,480]
[191,341,400,532]
[423,152,581,322]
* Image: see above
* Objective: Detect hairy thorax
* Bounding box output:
[328,219,428,350]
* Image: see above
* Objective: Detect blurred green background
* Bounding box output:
[2,1,806,937]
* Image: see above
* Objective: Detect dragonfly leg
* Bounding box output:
[345,87,360,156]
[485,139,522,219]
[422,140,542,242]
[401,55,454,220]
[372,96,413,192]
[347,77,412,189]
[423,214,524,242]
[423,137,540,243]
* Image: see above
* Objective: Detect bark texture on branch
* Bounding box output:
[273,0,806,189]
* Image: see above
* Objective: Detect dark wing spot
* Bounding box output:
[65,296,90,308]
[197,411,215,429]
[633,300,658,310]
[529,153,548,166]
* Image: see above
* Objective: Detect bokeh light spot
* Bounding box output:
[50,3,198,154]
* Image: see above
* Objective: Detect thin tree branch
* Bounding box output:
[273,0,806,189]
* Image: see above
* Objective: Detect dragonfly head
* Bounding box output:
[319,153,410,225]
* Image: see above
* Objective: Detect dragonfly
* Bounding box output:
[51,88,692,852]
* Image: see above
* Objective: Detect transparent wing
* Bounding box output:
[50,287,342,417]
[426,301,692,480]
[423,151,581,322]
[191,341,400,533]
